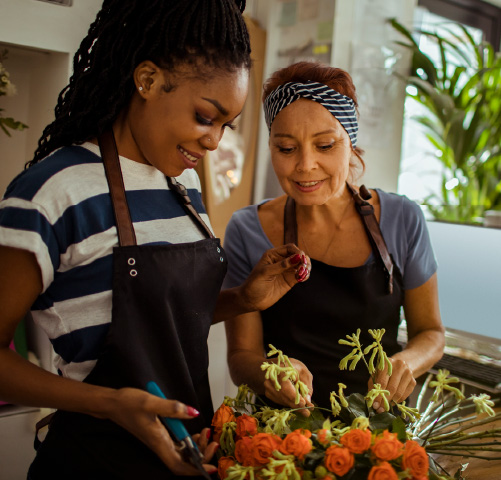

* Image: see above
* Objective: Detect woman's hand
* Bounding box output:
[263,357,314,417]
[241,244,311,312]
[368,356,416,414]
[104,387,219,476]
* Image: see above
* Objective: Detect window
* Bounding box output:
[397,0,501,225]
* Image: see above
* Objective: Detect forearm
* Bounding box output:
[213,286,253,324]
[393,327,445,379]
[0,347,117,419]
[227,348,268,394]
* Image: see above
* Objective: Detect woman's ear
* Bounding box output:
[134,61,161,96]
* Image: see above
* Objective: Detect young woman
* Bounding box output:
[223,61,445,415]
[0,2,310,478]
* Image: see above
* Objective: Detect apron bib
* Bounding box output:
[261,185,404,409]
[28,131,226,479]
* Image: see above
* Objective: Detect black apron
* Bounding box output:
[28,131,227,479]
[261,185,404,410]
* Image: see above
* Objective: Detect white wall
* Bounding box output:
[0,0,103,196]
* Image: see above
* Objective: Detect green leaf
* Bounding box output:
[368,412,396,431]
[288,406,326,432]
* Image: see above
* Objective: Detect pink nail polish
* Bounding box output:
[290,254,301,264]
[187,406,200,417]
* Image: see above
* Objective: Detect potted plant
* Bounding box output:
[0,49,28,137]
[390,18,501,225]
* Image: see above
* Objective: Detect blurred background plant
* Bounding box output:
[391,18,501,225]
[0,49,28,137]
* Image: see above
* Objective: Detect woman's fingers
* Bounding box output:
[370,357,416,412]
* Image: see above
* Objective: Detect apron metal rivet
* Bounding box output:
[130,269,138,277]
[128,258,136,265]
[219,257,224,262]
[217,247,221,253]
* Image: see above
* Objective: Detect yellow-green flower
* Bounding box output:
[220,421,237,456]
[471,393,495,416]
[260,452,301,480]
[226,464,257,480]
[395,401,421,421]
[429,369,464,402]
[365,383,390,411]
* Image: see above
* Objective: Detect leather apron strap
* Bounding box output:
[345,183,394,294]
[283,183,394,294]
[98,129,137,247]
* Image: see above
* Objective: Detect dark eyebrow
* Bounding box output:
[202,97,229,116]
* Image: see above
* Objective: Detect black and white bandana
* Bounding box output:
[263,80,359,147]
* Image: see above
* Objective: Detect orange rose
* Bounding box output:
[279,429,313,460]
[402,440,429,478]
[251,433,283,465]
[235,414,258,438]
[324,445,355,476]
[234,436,255,467]
[368,461,399,480]
[218,456,236,479]
[212,404,236,433]
[340,428,372,454]
[371,430,404,461]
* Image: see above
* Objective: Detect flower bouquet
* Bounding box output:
[212,330,500,480]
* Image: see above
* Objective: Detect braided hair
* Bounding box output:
[28,0,251,167]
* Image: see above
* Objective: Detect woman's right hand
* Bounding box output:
[105,387,218,476]
[263,358,314,417]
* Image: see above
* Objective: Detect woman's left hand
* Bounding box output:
[368,356,416,414]
[241,243,311,311]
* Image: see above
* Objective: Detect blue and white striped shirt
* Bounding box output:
[0,143,211,381]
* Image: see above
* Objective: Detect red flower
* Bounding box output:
[235,414,258,438]
[212,404,236,433]
[234,436,255,467]
[340,428,372,454]
[371,430,404,461]
[251,433,283,465]
[402,440,429,478]
[368,461,399,480]
[279,429,313,459]
[324,445,355,476]
[218,456,236,479]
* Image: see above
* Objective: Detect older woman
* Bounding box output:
[223,61,445,414]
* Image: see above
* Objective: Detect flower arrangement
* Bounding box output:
[212,330,500,480]
[0,49,28,137]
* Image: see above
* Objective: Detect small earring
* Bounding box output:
[138,86,143,91]
[207,137,211,143]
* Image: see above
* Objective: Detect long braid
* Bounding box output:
[28,0,250,167]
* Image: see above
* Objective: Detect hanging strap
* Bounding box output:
[283,183,394,294]
[345,183,394,294]
[98,130,137,247]
[166,177,214,239]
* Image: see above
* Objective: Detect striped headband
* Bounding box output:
[263,80,358,147]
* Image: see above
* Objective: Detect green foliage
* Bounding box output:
[390,18,501,224]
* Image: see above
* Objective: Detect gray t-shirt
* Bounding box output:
[223,189,437,291]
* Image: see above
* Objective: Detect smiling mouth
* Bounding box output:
[296,181,322,187]
[177,146,199,162]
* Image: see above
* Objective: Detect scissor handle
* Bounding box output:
[146,381,193,443]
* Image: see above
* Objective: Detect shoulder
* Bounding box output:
[227,203,261,234]
[376,189,425,228]
[176,168,203,193]
[3,145,102,202]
